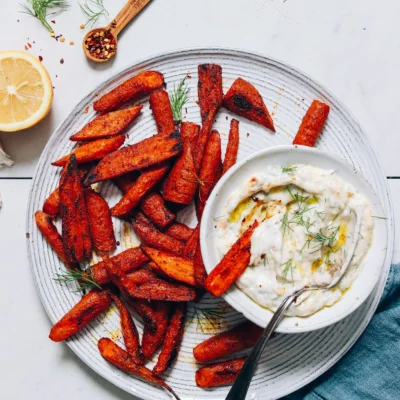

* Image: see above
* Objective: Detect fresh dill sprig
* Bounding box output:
[372,215,388,220]
[310,225,340,249]
[54,268,101,293]
[186,307,226,333]
[315,210,326,220]
[280,211,293,236]
[282,166,297,173]
[281,258,295,282]
[79,0,108,28]
[170,77,189,123]
[21,0,69,33]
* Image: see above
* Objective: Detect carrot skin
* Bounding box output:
[222,119,240,175]
[149,89,175,134]
[140,192,176,228]
[163,223,194,242]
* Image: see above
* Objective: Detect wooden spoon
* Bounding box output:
[82,0,152,63]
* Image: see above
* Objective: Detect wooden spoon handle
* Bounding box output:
[108,0,152,37]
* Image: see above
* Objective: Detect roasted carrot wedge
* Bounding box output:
[98,338,181,400]
[183,224,200,259]
[223,77,275,131]
[85,187,116,252]
[43,164,93,218]
[196,129,222,219]
[34,211,76,269]
[59,155,92,263]
[293,100,330,147]
[142,246,197,286]
[193,237,207,287]
[181,121,200,147]
[88,247,148,286]
[85,131,182,184]
[164,222,194,242]
[128,298,169,359]
[140,192,175,228]
[153,302,186,375]
[93,71,165,113]
[195,357,246,388]
[193,321,263,363]
[149,89,175,134]
[204,221,259,297]
[222,119,240,175]
[194,64,223,169]
[70,106,142,141]
[110,293,144,365]
[162,136,197,205]
[49,290,112,342]
[52,135,125,167]
[132,213,185,256]
[112,171,140,194]
[111,162,169,217]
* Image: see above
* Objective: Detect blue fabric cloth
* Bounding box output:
[285,263,400,400]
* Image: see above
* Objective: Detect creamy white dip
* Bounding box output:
[216,165,374,317]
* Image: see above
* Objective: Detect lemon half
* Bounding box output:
[0,51,53,132]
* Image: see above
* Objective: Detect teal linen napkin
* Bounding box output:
[285,263,400,400]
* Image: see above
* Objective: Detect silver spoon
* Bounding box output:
[226,209,362,400]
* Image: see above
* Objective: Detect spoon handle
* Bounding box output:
[225,288,306,400]
[109,0,152,36]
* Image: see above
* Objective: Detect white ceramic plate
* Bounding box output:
[26,48,393,400]
[201,145,388,333]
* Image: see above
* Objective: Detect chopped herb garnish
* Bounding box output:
[282,166,297,173]
[54,268,101,293]
[281,258,295,282]
[170,77,189,123]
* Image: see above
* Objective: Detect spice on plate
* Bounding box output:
[85,29,116,60]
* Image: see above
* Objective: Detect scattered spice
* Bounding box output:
[55,34,62,41]
[26,232,30,239]
[25,45,29,50]
[246,132,250,137]
[84,29,117,60]
[50,32,55,37]
[28,43,32,48]
[70,41,74,45]
[51,20,56,24]
[60,58,64,64]
[60,37,65,43]
[80,23,86,29]
[38,55,43,62]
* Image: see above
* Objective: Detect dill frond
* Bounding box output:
[79,0,108,28]
[54,268,101,293]
[21,0,69,33]
[282,166,297,173]
[170,77,189,122]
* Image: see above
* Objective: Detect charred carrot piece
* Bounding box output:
[222,119,240,175]
[111,163,169,217]
[85,131,182,184]
[112,171,140,194]
[195,357,246,388]
[43,164,93,218]
[142,246,197,286]
[149,89,175,134]
[49,290,112,342]
[128,298,169,359]
[98,338,181,400]
[105,258,196,302]
[153,302,186,375]
[35,211,76,269]
[110,293,144,365]
[293,100,330,147]
[52,135,125,167]
[140,300,170,360]
[88,247,148,286]
[223,77,275,131]
[193,321,262,363]
[132,213,185,256]
[59,155,92,263]
[193,237,207,287]
[164,222,194,242]
[180,121,200,148]
[85,187,116,252]
[183,224,199,259]
[196,130,222,219]
[162,136,197,205]
[93,71,165,113]
[204,221,259,297]
[193,64,223,170]
[70,106,142,141]
[140,192,175,228]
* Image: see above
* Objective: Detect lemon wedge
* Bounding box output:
[0,51,53,132]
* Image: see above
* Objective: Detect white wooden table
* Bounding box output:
[0,1,398,399]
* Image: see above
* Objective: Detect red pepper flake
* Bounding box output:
[226,116,228,121]
[246,132,250,137]
[17,20,20,22]
[55,75,58,78]
[60,58,64,64]
[24,45,28,51]
[38,55,43,62]
[28,43,32,48]
[51,20,56,24]
[84,29,117,60]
